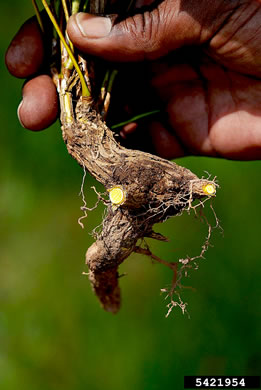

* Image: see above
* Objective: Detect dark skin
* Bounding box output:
[5,0,261,159]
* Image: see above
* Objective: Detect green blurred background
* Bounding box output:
[1,2,260,389]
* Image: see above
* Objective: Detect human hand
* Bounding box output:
[5,0,261,159]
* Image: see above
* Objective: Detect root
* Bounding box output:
[56,57,219,314]
[164,292,189,318]
[58,95,219,313]
[78,165,108,229]
[88,266,120,314]
[134,246,177,272]
[78,165,88,229]
[160,202,222,317]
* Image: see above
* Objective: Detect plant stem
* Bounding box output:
[61,0,75,55]
[82,0,90,12]
[102,69,118,118]
[61,0,70,21]
[100,70,110,100]
[41,0,90,97]
[111,110,160,129]
[127,0,135,12]
[107,69,118,93]
[32,0,44,32]
[72,0,81,14]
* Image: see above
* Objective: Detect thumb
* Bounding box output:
[67,0,201,61]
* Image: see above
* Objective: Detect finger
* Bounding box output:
[165,64,261,160]
[119,120,185,158]
[167,81,216,157]
[148,121,185,159]
[67,0,237,62]
[18,75,58,131]
[66,2,199,61]
[5,17,44,78]
[210,112,261,160]
[120,122,138,139]
[196,65,261,160]
[150,60,215,156]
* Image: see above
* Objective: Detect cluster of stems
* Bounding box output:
[32,0,160,127]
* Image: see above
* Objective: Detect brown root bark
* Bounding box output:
[59,93,217,313]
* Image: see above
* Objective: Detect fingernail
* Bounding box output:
[76,13,112,38]
[17,100,25,128]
